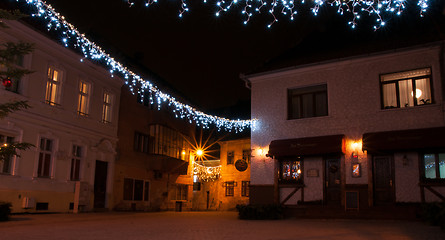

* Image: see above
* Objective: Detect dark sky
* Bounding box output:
[17,1,445,118]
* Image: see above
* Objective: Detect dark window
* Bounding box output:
[134,132,150,153]
[149,124,190,161]
[381,68,433,109]
[242,149,251,163]
[227,151,234,165]
[288,84,328,119]
[279,159,303,184]
[241,181,250,197]
[38,138,52,177]
[0,134,14,174]
[123,178,149,201]
[174,184,188,200]
[70,145,82,181]
[225,181,235,197]
[193,175,201,191]
[423,153,445,180]
[36,202,49,210]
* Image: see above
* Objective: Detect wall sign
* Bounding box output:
[235,159,248,172]
[307,168,319,177]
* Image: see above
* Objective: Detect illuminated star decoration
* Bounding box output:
[127,0,430,29]
[18,0,255,132]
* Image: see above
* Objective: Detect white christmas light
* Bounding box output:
[127,0,430,29]
[18,0,255,133]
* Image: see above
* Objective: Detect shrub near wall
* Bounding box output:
[236,204,283,220]
[422,202,445,229]
[0,202,12,221]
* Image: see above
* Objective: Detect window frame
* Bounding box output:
[134,132,150,153]
[45,66,63,106]
[287,84,328,120]
[77,80,91,116]
[278,157,304,185]
[173,184,188,201]
[422,152,445,182]
[70,145,83,181]
[123,177,150,202]
[37,137,53,178]
[0,134,15,174]
[102,91,113,123]
[380,67,433,109]
[241,181,250,197]
[224,181,235,197]
[227,151,234,165]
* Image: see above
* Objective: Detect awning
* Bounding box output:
[268,134,345,158]
[363,127,445,153]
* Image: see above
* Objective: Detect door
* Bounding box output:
[325,158,341,206]
[94,160,108,208]
[373,156,394,205]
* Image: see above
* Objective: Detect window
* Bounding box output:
[70,145,82,181]
[77,80,90,116]
[45,67,62,106]
[174,184,188,201]
[134,132,150,153]
[225,181,235,197]
[279,159,302,183]
[381,68,432,109]
[242,149,251,163]
[288,84,328,119]
[227,151,234,165]
[0,134,14,174]
[148,124,191,160]
[102,92,113,123]
[38,138,53,177]
[193,175,201,191]
[423,153,445,180]
[1,55,24,93]
[123,178,149,201]
[241,181,250,197]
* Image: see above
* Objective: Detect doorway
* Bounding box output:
[373,156,394,205]
[325,157,341,206]
[94,160,108,208]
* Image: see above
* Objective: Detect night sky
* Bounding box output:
[13,1,445,118]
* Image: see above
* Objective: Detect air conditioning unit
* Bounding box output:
[22,197,36,209]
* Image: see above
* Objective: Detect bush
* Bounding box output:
[0,202,12,221]
[421,202,445,229]
[236,204,283,220]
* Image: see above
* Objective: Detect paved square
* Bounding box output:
[1,211,444,240]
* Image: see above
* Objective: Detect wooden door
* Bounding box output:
[326,158,341,206]
[373,156,394,205]
[94,160,108,208]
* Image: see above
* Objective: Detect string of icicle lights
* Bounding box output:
[194,162,221,182]
[127,0,430,29]
[18,0,254,132]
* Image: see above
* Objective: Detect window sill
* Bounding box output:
[380,103,439,112]
[287,115,331,122]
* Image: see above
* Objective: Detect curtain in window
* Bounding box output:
[399,80,413,108]
[415,78,431,105]
[382,83,397,108]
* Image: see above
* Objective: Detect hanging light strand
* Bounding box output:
[194,162,221,182]
[127,0,430,29]
[18,0,255,133]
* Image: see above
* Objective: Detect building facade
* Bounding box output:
[0,20,123,213]
[113,87,196,211]
[192,138,250,211]
[246,41,445,213]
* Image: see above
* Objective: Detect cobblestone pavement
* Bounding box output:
[1,211,445,240]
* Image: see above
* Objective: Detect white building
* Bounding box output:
[245,39,445,216]
[0,20,123,213]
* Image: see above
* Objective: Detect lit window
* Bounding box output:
[279,159,302,183]
[123,178,149,201]
[288,84,328,119]
[227,151,234,165]
[38,138,53,178]
[77,81,90,116]
[70,145,82,181]
[0,134,14,174]
[225,181,235,197]
[241,181,250,197]
[45,67,62,106]
[242,149,251,163]
[424,153,445,180]
[102,92,113,123]
[381,68,432,109]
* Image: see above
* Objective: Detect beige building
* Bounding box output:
[0,20,123,213]
[193,137,250,211]
[245,39,445,215]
